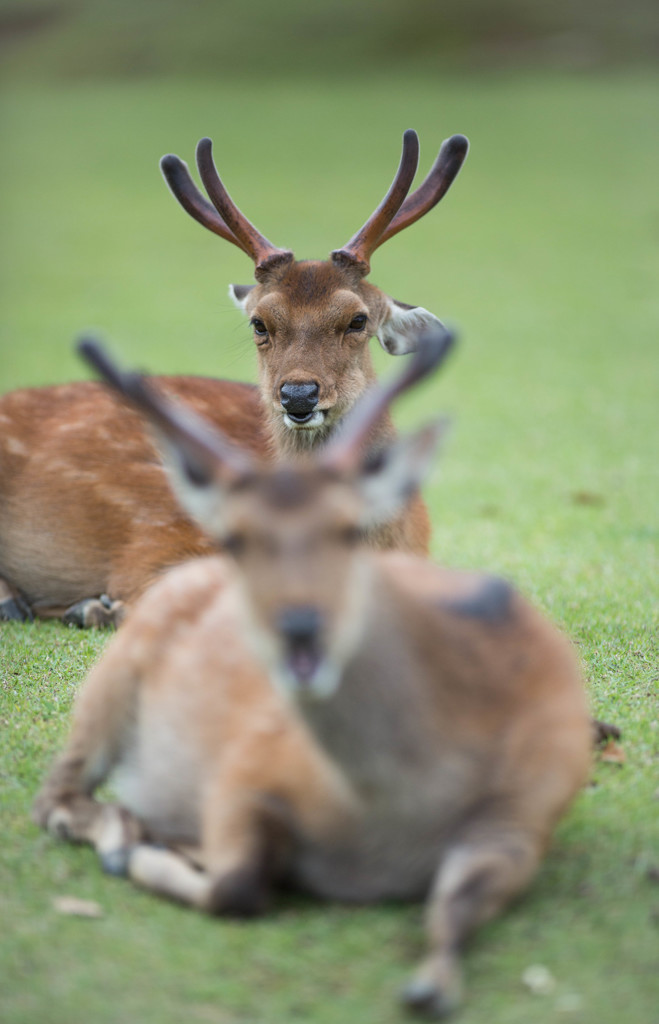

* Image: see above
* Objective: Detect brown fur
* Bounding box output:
[0,377,262,614]
[34,456,590,1016]
[0,361,429,621]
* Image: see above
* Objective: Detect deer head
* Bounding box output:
[161,132,467,454]
[78,328,454,699]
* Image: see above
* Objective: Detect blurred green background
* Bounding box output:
[1,0,658,79]
[1,3,658,1024]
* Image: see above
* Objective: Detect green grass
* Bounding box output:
[1,71,658,1023]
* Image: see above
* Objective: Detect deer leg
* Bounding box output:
[34,755,144,877]
[62,594,126,629]
[127,845,215,908]
[44,797,144,875]
[0,578,33,622]
[402,826,541,1018]
[128,782,291,917]
[33,648,140,872]
[128,728,329,916]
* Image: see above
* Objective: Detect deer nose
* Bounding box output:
[280,382,319,422]
[278,606,322,647]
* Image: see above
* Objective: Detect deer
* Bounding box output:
[0,129,468,629]
[33,331,591,1018]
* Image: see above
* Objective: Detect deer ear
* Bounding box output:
[229,283,255,311]
[376,298,446,356]
[149,428,232,538]
[357,419,448,526]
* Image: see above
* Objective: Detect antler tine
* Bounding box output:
[160,154,243,249]
[323,326,456,470]
[196,138,293,275]
[77,337,253,476]
[376,134,469,247]
[331,129,420,276]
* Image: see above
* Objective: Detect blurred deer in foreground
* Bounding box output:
[0,130,468,628]
[34,331,591,1018]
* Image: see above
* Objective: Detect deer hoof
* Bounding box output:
[0,595,34,622]
[100,847,132,877]
[592,718,621,745]
[401,957,463,1019]
[401,980,460,1019]
[63,597,124,629]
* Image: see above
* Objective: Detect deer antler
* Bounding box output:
[160,154,242,248]
[77,338,253,479]
[331,130,420,276]
[377,134,469,245]
[163,132,467,279]
[332,131,468,276]
[323,326,456,469]
[195,138,293,277]
[161,139,293,278]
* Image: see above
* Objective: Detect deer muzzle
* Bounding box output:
[279,382,321,427]
[276,605,336,698]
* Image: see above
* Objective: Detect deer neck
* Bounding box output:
[294,568,435,795]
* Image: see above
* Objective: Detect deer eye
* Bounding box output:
[347,314,367,333]
[250,318,268,338]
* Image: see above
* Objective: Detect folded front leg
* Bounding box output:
[128,784,291,917]
[41,796,143,875]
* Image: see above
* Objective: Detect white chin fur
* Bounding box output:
[283,410,326,431]
[274,661,342,702]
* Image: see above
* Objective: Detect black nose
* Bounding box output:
[280,382,319,422]
[278,606,322,647]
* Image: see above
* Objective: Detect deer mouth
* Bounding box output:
[282,409,326,430]
[280,651,340,701]
[285,646,323,686]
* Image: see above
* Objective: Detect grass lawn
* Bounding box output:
[1,70,658,1023]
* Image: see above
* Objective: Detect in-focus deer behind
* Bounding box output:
[0,129,468,628]
[34,333,591,1018]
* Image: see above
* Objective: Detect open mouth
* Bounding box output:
[280,650,340,701]
[285,647,323,688]
[282,409,326,430]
